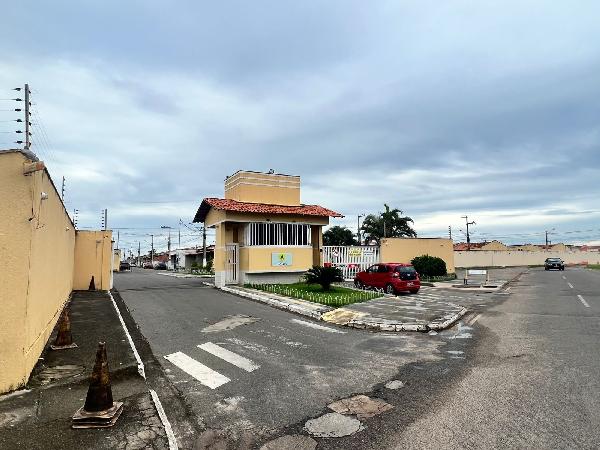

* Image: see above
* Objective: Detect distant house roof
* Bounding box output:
[193,198,344,223]
[170,246,215,256]
[453,242,486,251]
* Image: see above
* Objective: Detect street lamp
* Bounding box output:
[357,214,364,245]
[461,215,476,250]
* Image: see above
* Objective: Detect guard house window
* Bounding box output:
[244,223,311,246]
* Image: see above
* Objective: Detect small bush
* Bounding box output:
[304,265,344,291]
[411,255,447,277]
[205,259,213,272]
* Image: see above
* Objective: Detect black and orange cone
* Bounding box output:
[88,276,96,290]
[72,342,124,428]
[50,307,78,350]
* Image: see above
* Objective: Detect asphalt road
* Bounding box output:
[113,269,488,448]
[380,267,599,449]
[114,267,599,449]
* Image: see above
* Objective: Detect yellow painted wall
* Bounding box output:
[0,150,75,393]
[512,244,539,252]
[550,243,567,252]
[113,249,121,272]
[455,250,600,267]
[73,230,113,290]
[225,171,301,206]
[240,247,314,273]
[380,238,455,273]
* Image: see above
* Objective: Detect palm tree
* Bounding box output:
[361,204,416,244]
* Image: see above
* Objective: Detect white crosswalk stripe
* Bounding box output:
[198,342,260,372]
[164,351,230,389]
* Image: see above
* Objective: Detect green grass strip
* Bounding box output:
[244,282,380,308]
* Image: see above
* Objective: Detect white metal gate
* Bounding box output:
[322,245,380,280]
[225,244,239,284]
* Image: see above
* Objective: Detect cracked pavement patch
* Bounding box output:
[304,412,364,438]
[201,315,260,333]
[260,434,317,450]
[385,380,405,390]
[327,395,393,420]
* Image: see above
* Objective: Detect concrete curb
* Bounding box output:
[156,272,214,279]
[216,285,466,332]
[219,286,332,320]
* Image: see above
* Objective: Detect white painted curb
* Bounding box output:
[110,291,178,449]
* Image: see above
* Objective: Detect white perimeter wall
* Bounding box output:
[455,250,600,268]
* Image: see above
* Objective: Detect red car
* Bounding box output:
[354,263,420,295]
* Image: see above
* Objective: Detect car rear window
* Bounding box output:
[395,266,416,274]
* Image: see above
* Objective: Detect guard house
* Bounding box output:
[193,170,343,287]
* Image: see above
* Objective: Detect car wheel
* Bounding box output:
[409,289,420,294]
[354,280,364,289]
[385,284,396,295]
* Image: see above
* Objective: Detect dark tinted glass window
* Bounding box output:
[396,266,416,274]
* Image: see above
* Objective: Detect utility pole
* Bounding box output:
[150,234,154,264]
[449,226,452,240]
[138,242,141,267]
[117,230,120,249]
[357,214,364,245]
[24,83,31,150]
[461,216,476,250]
[545,228,555,249]
[101,209,108,231]
[202,226,207,268]
[73,209,79,229]
[61,176,65,201]
[161,226,172,269]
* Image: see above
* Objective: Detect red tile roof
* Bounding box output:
[193,197,344,223]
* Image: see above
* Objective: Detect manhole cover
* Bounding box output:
[304,412,363,438]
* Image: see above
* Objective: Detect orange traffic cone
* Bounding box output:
[72,342,123,428]
[50,307,77,350]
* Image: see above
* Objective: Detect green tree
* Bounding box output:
[361,204,416,244]
[411,255,447,277]
[304,265,344,291]
[323,226,358,246]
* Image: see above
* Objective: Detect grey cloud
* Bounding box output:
[2,1,600,251]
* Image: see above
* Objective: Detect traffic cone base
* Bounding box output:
[72,342,123,429]
[72,401,123,429]
[51,308,77,351]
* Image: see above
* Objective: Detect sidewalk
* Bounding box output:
[220,285,466,332]
[322,294,467,331]
[0,291,170,450]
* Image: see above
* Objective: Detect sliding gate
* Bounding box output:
[322,245,380,280]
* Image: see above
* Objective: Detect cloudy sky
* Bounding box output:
[2,1,599,253]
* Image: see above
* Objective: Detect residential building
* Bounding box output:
[193,170,343,287]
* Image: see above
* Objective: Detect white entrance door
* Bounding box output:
[225,244,239,284]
